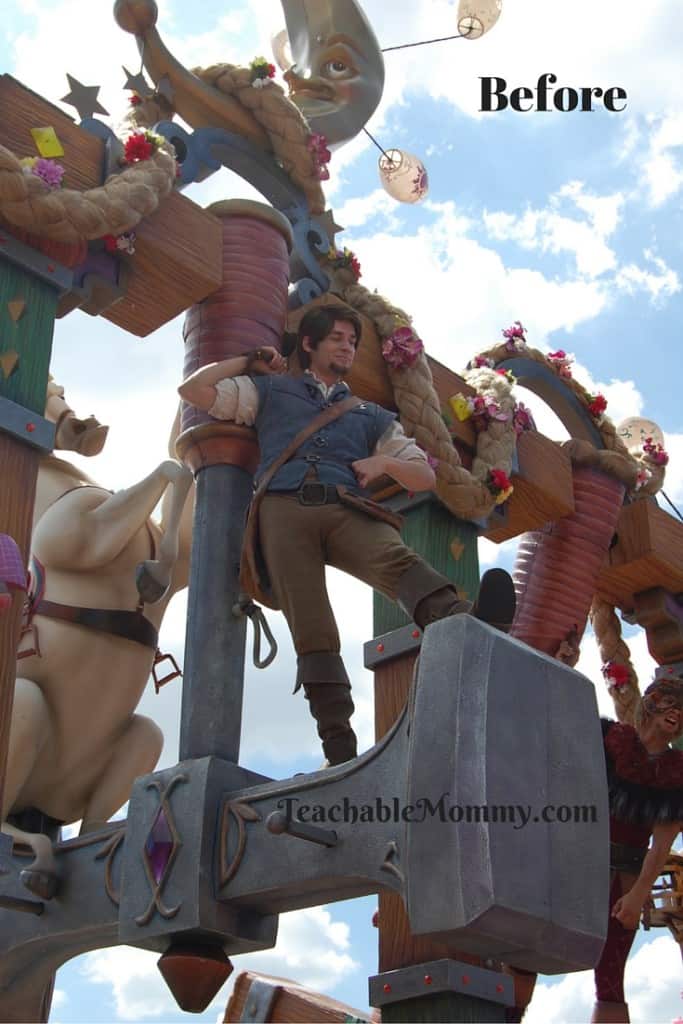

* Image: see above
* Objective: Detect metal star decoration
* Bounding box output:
[315,209,345,248]
[61,74,109,119]
[122,66,154,99]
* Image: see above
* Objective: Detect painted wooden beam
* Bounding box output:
[596,500,683,611]
[484,432,575,543]
[0,76,223,338]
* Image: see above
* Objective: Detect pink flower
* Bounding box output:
[643,437,669,466]
[307,131,332,180]
[470,355,495,369]
[548,349,566,360]
[502,321,527,350]
[32,158,65,189]
[513,403,535,435]
[381,326,424,370]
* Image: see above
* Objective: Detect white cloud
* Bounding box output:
[527,935,683,1024]
[343,204,609,375]
[81,906,360,1021]
[333,189,402,233]
[639,113,683,207]
[616,251,681,304]
[373,0,683,120]
[485,185,623,279]
[661,433,683,506]
[51,988,67,1009]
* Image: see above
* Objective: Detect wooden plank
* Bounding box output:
[596,500,683,611]
[632,588,683,666]
[224,970,371,1023]
[101,193,223,336]
[484,432,575,543]
[1,76,224,337]
[0,75,103,191]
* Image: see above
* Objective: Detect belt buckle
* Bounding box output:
[299,482,327,506]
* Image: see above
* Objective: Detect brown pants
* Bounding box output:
[259,494,419,655]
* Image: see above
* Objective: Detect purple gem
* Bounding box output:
[144,808,174,884]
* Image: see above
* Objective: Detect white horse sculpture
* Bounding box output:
[3,389,194,900]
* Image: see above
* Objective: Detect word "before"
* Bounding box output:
[480,73,628,113]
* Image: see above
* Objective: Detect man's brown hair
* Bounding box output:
[292,304,362,370]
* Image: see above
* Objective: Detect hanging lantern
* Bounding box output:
[457,0,503,39]
[616,416,665,455]
[378,149,429,204]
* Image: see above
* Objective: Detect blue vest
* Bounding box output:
[252,375,396,493]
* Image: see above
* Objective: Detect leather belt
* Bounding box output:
[297,482,341,506]
[32,599,159,651]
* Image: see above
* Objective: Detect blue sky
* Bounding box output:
[2,1,683,1021]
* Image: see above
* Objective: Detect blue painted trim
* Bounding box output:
[0,396,55,453]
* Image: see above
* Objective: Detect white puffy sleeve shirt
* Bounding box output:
[208,376,427,462]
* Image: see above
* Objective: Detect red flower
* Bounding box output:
[602,661,630,688]
[102,234,118,253]
[490,469,512,491]
[588,393,607,417]
[129,94,143,106]
[267,63,276,78]
[124,132,154,163]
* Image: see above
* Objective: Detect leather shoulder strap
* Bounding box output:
[256,395,362,495]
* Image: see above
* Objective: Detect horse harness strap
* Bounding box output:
[19,506,160,656]
[29,599,159,650]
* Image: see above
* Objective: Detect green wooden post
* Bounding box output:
[0,235,66,818]
[370,495,508,1023]
[374,494,480,634]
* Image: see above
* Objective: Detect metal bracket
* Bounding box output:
[364,623,422,670]
[0,232,72,294]
[369,958,514,1008]
[0,396,55,453]
[239,977,282,1022]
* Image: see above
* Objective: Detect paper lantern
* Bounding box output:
[616,417,665,454]
[378,149,429,204]
[457,0,503,39]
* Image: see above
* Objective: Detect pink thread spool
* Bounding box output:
[510,465,625,655]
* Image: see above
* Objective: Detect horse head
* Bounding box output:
[45,377,109,457]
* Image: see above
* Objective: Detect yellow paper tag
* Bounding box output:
[448,395,472,422]
[30,126,65,158]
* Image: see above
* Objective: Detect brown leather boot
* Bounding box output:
[590,1001,630,1023]
[397,560,516,633]
[396,559,471,628]
[297,653,358,766]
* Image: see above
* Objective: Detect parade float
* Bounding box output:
[0,1,681,1021]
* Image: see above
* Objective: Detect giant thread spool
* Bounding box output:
[178,200,292,472]
[510,465,625,655]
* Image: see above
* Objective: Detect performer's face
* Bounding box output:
[304,320,358,380]
[642,693,683,740]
